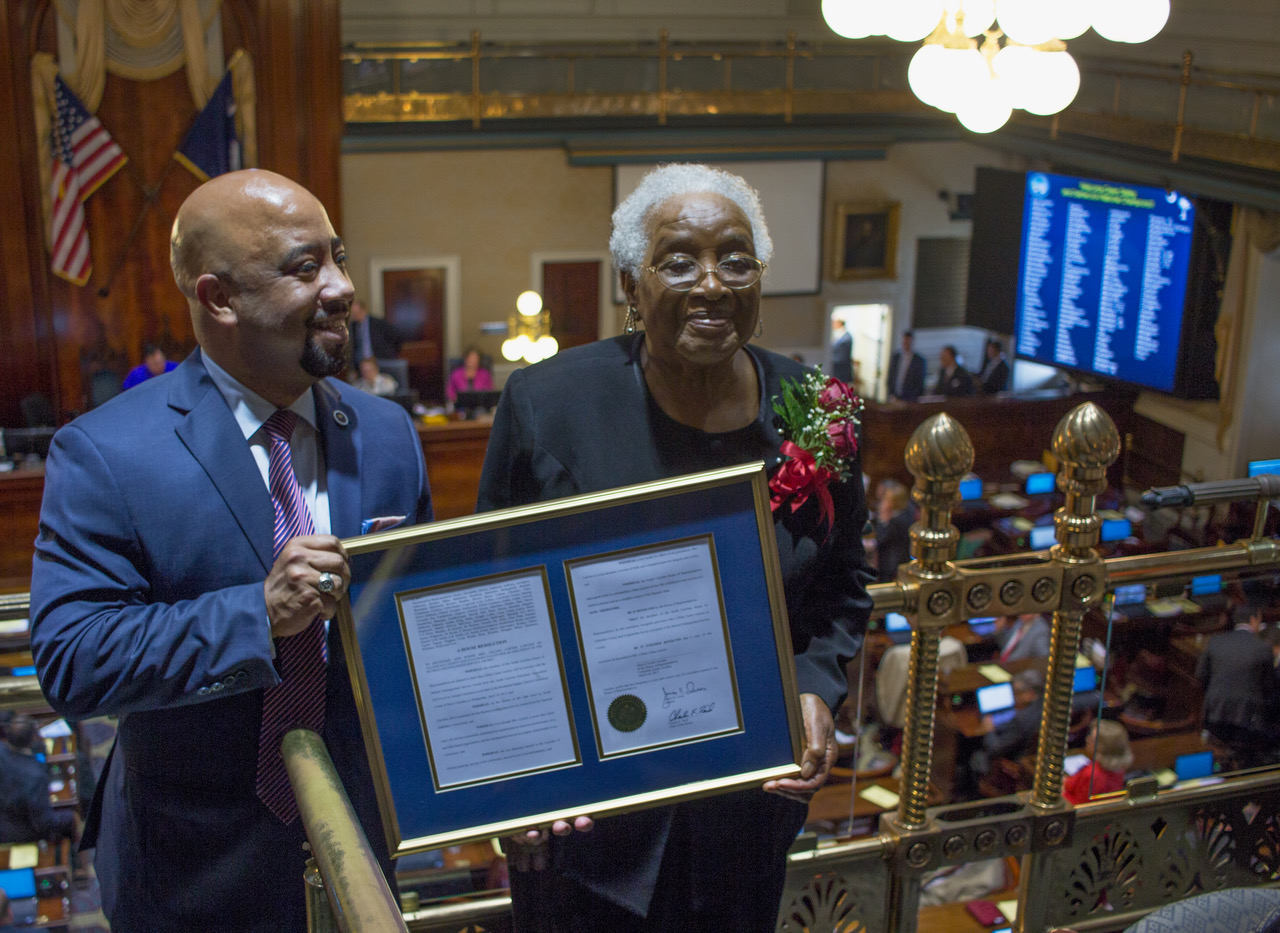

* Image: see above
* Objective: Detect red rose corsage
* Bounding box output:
[769,373,863,534]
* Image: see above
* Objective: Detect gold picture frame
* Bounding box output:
[832,201,900,281]
[336,461,804,855]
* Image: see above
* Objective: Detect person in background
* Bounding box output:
[347,298,401,366]
[0,715,76,844]
[982,668,1045,763]
[1063,720,1133,804]
[887,330,925,402]
[978,338,1010,394]
[1197,603,1277,764]
[873,478,914,584]
[478,163,872,932]
[830,317,854,384]
[121,342,177,390]
[935,345,975,397]
[446,346,494,403]
[994,613,1052,663]
[353,357,398,396]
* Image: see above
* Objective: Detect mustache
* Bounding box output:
[307,301,350,326]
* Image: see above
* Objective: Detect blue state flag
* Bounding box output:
[174,71,240,181]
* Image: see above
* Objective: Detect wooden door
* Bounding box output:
[381,267,445,403]
[541,261,599,351]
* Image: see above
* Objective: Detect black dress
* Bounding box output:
[478,334,873,932]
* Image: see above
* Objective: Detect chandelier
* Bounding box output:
[501,290,559,364]
[821,0,1171,133]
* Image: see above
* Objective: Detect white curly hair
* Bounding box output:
[609,164,774,277]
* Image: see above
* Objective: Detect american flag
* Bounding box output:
[49,75,126,286]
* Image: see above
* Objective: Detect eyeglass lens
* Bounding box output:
[655,255,762,290]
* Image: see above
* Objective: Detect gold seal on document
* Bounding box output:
[608,694,646,733]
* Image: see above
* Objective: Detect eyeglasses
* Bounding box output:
[645,254,766,292]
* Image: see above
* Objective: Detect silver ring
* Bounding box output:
[317,571,336,594]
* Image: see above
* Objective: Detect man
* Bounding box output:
[1197,604,1276,760]
[935,345,975,397]
[829,317,854,384]
[994,613,1051,663]
[29,170,433,932]
[347,297,401,365]
[121,342,178,389]
[886,330,925,402]
[978,338,1010,394]
[0,716,76,844]
[981,669,1045,767]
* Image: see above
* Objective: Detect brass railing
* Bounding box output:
[342,34,1280,173]
[4,400,1279,931]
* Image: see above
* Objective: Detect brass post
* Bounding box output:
[896,413,974,829]
[282,728,408,933]
[304,857,339,933]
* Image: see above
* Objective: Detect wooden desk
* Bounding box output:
[942,658,1044,699]
[0,467,43,589]
[417,419,490,520]
[806,777,944,837]
[0,839,71,927]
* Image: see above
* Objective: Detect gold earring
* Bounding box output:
[624,306,638,334]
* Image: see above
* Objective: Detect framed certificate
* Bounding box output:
[337,461,804,855]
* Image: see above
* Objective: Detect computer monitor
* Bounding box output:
[968,617,998,636]
[976,682,1016,715]
[1100,518,1133,542]
[1025,471,1055,496]
[1247,458,1280,477]
[454,389,502,414]
[1113,583,1147,606]
[1190,574,1222,596]
[885,612,910,633]
[959,476,984,501]
[1072,666,1098,693]
[1175,750,1215,781]
[1029,525,1056,550]
[0,867,37,899]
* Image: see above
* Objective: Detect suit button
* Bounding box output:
[197,687,209,696]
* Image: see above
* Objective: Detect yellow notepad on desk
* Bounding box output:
[7,843,39,868]
[1155,769,1178,788]
[858,784,900,809]
[1146,599,1182,617]
[997,898,1019,920]
[979,664,1013,683]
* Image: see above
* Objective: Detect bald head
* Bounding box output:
[169,169,355,407]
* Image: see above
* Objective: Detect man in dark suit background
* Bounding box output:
[935,345,975,397]
[1197,605,1277,764]
[829,317,854,384]
[30,170,433,932]
[348,298,402,365]
[979,338,1010,394]
[0,716,76,844]
[887,330,925,401]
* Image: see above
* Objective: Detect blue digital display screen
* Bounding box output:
[959,476,984,501]
[0,867,36,899]
[1025,471,1056,496]
[1113,583,1147,605]
[1100,518,1132,542]
[1073,665,1098,693]
[885,611,911,632]
[1014,172,1195,393]
[1029,525,1056,549]
[1190,574,1222,596]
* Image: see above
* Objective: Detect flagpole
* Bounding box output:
[96,142,180,298]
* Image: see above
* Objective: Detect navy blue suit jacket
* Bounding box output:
[29,351,432,932]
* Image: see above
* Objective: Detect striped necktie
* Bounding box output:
[255,409,327,824]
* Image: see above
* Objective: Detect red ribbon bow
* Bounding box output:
[770,440,836,532]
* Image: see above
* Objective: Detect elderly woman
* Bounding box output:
[477,164,872,931]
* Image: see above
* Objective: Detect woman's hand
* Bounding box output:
[763,693,838,802]
[500,815,594,872]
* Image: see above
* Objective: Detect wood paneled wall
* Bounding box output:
[0,0,344,427]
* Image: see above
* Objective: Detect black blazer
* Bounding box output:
[1197,627,1277,736]
[478,335,873,921]
[887,351,925,401]
[936,365,976,397]
[980,357,1010,394]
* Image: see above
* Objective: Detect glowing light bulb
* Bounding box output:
[884,0,945,42]
[821,0,884,38]
[516,290,543,317]
[996,0,1057,46]
[1092,0,1169,42]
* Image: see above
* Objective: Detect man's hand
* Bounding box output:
[763,692,837,802]
[264,535,350,638]
[500,816,594,872]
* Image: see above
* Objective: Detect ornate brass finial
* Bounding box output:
[1051,402,1121,470]
[904,413,975,483]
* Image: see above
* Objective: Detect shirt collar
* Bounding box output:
[202,352,318,442]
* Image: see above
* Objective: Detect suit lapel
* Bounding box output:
[170,351,276,573]
[314,380,361,538]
